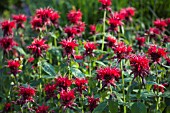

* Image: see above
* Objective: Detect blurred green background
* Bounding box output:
[0,0,170,26]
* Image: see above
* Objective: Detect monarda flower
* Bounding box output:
[36,105,49,113]
[1,20,16,36]
[27,38,49,58]
[12,14,27,29]
[0,37,18,53]
[31,17,44,31]
[55,76,72,91]
[73,21,86,37]
[89,24,97,35]
[96,67,121,89]
[87,95,100,112]
[35,7,53,26]
[60,38,78,58]
[3,103,11,112]
[84,42,97,56]
[60,89,76,110]
[50,11,60,26]
[163,35,170,44]
[129,54,150,83]
[75,78,88,94]
[112,42,132,61]
[136,36,146,47]
[166,57,170,66]
[108,12,123,32]
[98,0,112,11]
[44,83,56,99]
[74,55,84,60]
[153,84,167,93]
[148,45,167,63]
[154,19,167,31]
[67,9,82,24]
[64,26,77,38]
[18,86,36,104]
[7,60,21,76]
[107,36,117,48]
[120,7,135,22]
[165,18,170,26]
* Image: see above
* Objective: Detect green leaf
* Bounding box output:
[92,102,107,113]
[41,61,56,76]
[14,46,27,57]
[95,60,106,67]
[70,67,85,78]
[131,102,147,113]
[109,100,118,113]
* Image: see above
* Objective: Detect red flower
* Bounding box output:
[97,67,121,89]
[60,89,76,109]
[7,60,21,76]
[36,105,49,113]
[60,38,78,57]
[44,83,56,99]
[112,42,132,61]
[1,20,16,36]
[67,9,82,24]
[87,95,100,112]
[107,36,117,48]
[75,78,88,94]
[108,12,123,32]
[165,18,170,25]
[18,86,36,103]
[147,27,161,39]
[0,37,18,53]
[154,19,167,31]
[73,21,86,37]
[31,17,44,31]
[129,54,150,83]
[27,38,49,58]
[3,103,11,112]
[89,24,97,35]
[28,57,35,63]
[50,11,60,25]
[64,26,77,38]
[120,7,135,22]
[74,55,84,60]
[148,45,167,63]
[35,7,53,26]
[136,36,146,47]
[163,35,170,43]
[55,76,72,91]
[153,84,166,93]
[98,0,112,11]
[166,57,170,66]
[84,42,97,56]
[12,14,27,29]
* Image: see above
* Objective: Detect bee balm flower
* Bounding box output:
[1,20,16,36]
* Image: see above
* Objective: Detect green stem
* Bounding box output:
[101,9,106,51]
[89,56,92,76]
[120,60,126,113]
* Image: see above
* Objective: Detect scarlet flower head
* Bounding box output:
[148,45,167,63]
[3,103,11,112]
[44,83,56,99]
[74,21,86,37]
[165,18,170,25]
[75,78,88,94]
[74,55,84,60]
[60,89,76,109]
[12,14,27,29]
[67,9,82,23]
[129,54,150,83]
[154,19,167,31]
[60,38,78,57]
[107,36,117,48]
[55,76,72,91]
[36,105,49,113]
[120,7,135,22]
[0,37,18,53]
[31,17,44,31]
[84,42,97,56]
[50,11,60,25]
[7,60,21,76]
[18,86,36,103]
[97,67,121,89]
[163,35,170,44]
[98,0,112,11]
[108,12,123,32]
[1,20,16,36]
[89,24,97,35]
[64,26,77,38]
[166,57,170,66]
[153,84,166,93]
[112,42,132,61]
[27,38,49,58]
[28,57,35,63]
[136,36,146,47]
[87,95,100,112]
[147,27,161,39]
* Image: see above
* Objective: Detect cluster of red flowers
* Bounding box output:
[7,60,21,76]
[84,42,97,56]
[136,36,146,48]
[36,105,49,113]
[97,67,121,89]
[12,14,27,29]
[0,20,16,36]
[87,95,100,112]
[153,83,168,93]
[31,7,60,31]
[98,0,112,11]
